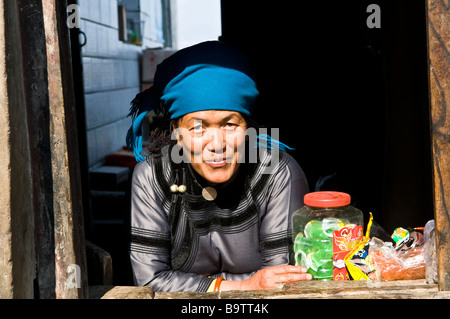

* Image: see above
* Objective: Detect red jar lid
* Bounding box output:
[304,191,351,208]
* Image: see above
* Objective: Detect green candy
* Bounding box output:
[294,233,315,255]
[304,220,329,240]
[294,223,335,280]
[307,267,318,278]
[322,217,345,237]
[315,261,333,280]
[309,250,332,268]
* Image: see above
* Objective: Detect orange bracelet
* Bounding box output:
[214,277,224,292]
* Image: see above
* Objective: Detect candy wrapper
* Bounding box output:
[344,213,377,280]
[391,227,410,248]
[332,223,364,280]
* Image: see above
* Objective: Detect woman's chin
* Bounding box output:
[200,164,238,185]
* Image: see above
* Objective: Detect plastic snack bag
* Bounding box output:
[368,235,426,281]
[424,220,438,284]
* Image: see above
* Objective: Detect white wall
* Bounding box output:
[79,0,165,167]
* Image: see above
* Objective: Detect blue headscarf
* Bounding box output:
[162,64,258,119]
[126,41,293,162]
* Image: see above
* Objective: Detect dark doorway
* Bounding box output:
[220,0,434,232]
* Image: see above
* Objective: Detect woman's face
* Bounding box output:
[174,110,248,185]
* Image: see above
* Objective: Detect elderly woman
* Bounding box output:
[127,41,310,292]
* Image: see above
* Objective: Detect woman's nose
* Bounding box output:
[206,128,226,153]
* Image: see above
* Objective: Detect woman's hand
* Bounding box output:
[220,265,312,291]
[241,265,312,290]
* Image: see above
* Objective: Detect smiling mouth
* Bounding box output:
[205,158,230,167]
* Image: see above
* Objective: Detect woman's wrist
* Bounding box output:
[219,279,248,291]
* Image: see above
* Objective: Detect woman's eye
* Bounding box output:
[223,123,238,131]
[191,125,204,134]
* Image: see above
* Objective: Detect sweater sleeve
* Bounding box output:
[129,161,214,292]
[258,153,309,267]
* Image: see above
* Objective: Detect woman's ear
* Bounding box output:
[171,119,183,145]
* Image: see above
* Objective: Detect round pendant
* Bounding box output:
[178,185,187,193]
[170,184,179,193]
[202,186,217,201]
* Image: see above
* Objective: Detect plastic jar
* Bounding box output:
[291,191,364,280]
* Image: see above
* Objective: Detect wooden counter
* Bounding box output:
[94,280,450,299]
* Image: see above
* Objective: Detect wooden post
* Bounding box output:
[0,0,36,298]
[426,0,450,291]
[17,0,57,299]
[1,0,88,299]
[42,0,88,298]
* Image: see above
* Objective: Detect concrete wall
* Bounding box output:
[79,0,167,168]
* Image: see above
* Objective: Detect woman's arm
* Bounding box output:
[221,153,312,290]
[130,162,215,292]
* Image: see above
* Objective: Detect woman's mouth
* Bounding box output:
[205,158,229,168]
